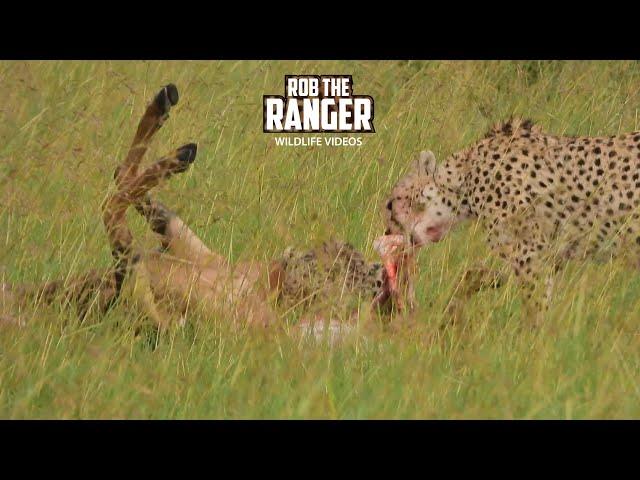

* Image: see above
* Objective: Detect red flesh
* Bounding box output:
[384,260,399,293]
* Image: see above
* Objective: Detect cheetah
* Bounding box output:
[384,117,640,322]
[1,84,411,332]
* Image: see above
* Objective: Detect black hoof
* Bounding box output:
[154,83,179,114]
[176,143,197,164]
[164,83,179,106]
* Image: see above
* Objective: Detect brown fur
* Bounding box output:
[3,85,411,332]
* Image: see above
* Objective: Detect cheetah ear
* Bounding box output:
[412,150,437,175]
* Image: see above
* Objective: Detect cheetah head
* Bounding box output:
[383,151,458,248]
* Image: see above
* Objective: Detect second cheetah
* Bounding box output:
[384,118,640,321]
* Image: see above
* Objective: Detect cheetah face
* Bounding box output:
[384,151,455,248]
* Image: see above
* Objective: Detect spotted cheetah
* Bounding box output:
[384,117,640,322]
[1,84,410,331]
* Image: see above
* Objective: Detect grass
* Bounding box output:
[1,60,640,418]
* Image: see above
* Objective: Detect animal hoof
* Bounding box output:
[176,143,197,164]
[164,83,179,106]
[154,83,179,114]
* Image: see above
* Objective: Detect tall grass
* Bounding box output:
[1,61,639,418]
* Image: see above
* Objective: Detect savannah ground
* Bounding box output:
[1,60,639,418]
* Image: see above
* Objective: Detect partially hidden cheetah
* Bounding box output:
[1,84,411,333]
[384,117,640,321]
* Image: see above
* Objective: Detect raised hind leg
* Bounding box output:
[99,84,181,300]
[114,83,179,188]
[120,85,223,265]
[4,85,195,325]
[102,143,199,298]
[101,83,198,326]
[102,142,201,328]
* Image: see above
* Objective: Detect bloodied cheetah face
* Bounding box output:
[384,151,458,248]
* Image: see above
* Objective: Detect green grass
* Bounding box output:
[1,60,640,418]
